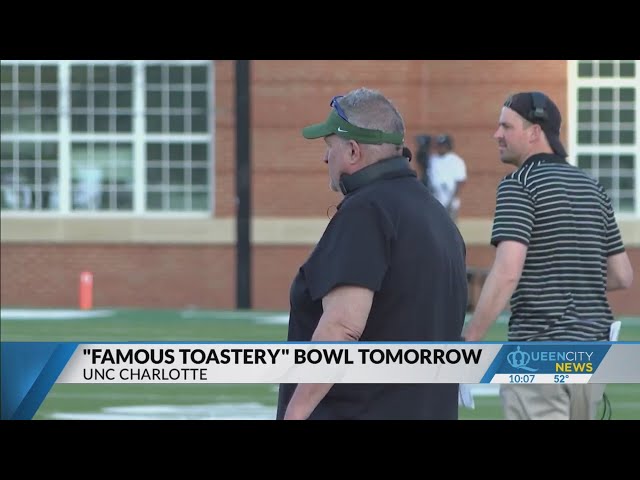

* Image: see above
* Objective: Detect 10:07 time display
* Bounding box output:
[508,374,535,383]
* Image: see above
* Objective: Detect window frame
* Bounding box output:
[1,60,215,218]
[568,60,639,219]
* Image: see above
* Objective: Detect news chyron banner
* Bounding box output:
[2,341,640,419]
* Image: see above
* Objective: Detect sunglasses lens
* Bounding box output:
[330,96,348,122]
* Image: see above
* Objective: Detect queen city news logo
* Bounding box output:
[505,345,595,374]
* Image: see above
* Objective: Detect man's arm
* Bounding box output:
[463,240,527,341]
[451,180,466,203]
[283,285,373,420]
[607,251,634,291]
[448,155,467,209]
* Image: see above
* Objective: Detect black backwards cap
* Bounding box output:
[504,91,568,158]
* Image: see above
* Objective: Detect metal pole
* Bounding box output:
[235,60,252,309]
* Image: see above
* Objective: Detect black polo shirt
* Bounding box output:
[276,156,468,420]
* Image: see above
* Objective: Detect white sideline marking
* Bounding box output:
[48,402,276,420]
[179,310,289,325]
[1,309,114,320]
[47,386,502,420]
[253,314,289,325]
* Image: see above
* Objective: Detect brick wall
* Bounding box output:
[1,244,637,315]
[1,60,638,314]
[0,244,235,309]
[215,60,570,218]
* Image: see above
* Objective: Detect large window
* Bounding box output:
[569,60,639,216]
[1,60,214,214]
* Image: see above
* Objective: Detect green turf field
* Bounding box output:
[2,308,639,420]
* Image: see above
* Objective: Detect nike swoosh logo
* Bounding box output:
[337,127,348,132]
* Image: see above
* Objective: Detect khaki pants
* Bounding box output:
[500,384,606,420]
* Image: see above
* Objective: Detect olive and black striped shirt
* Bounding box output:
[491,153,625,341]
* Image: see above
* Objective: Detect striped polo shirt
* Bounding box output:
[491,153,625,341]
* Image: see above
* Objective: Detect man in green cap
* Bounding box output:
[276,87,469,420]
[301,88,408,194]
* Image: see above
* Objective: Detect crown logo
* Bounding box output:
[507,346,538,372]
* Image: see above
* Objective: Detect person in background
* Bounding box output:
[428,134,467,222]
[415,134,432,190]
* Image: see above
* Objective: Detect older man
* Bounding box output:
[276,87,468,420]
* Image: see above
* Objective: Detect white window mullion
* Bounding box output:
[58,61,71,213]
[134,61,146,214]
[569,60,639,217]
[636,61,640,216]
[3,60,213,217]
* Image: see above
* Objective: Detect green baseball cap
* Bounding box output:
[302,109,404,145]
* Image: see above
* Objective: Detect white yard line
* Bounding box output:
[1,308,114,320]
